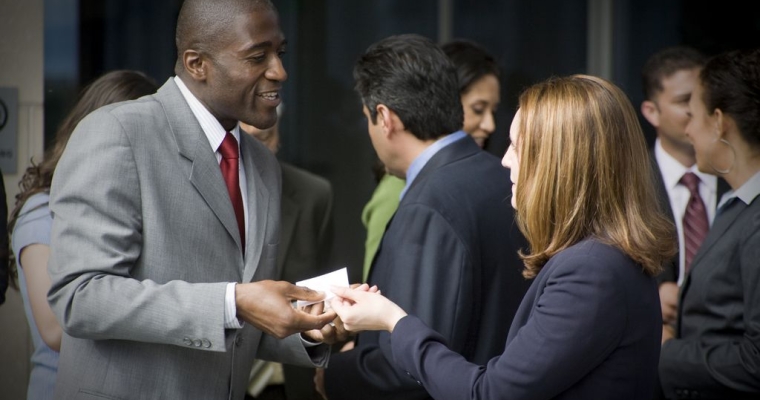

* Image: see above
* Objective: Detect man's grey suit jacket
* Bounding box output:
[47,78,327,400]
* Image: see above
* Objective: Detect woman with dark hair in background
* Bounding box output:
[658,48,760,400]
[8,70,157,399]
[442,39,501,148]
[361,39,506,281]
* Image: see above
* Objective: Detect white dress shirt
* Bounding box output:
[174,76,248,329]
[654,139,718,286]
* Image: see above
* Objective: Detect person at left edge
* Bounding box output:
[46,1,336,399]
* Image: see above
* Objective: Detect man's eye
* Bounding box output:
[249,54,266,63]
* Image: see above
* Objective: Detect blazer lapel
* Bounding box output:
[650,153,675,220]
[156,79,243,253]
[240,134,270,282]
[679,199,746,297]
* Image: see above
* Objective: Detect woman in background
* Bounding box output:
[8,70,157,399]
[361,39,504,281]
[332,75,674,399]
[658,48,760,399]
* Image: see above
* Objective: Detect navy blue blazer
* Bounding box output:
[390,238,662,400]
[325,136,530,399]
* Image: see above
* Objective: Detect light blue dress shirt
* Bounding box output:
[400,131,468,200]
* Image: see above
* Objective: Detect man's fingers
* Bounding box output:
[299,308,337,331]
[290,285,326,302]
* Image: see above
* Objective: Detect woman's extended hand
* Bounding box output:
[329,284,407,332]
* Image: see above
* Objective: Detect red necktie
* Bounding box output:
[219,132,245,253]
[680,172,708,273]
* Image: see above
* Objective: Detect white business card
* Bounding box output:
[295,267,350,308]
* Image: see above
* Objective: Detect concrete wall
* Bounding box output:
[0,0,45,398]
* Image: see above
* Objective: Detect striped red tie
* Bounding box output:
[219,132,245,253]
[680,172,708,273]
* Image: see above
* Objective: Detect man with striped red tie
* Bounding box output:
[640,46,729,337]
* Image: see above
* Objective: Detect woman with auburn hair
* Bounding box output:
[8,70,157,400]
[658,48,760,400]
[329,75,675,399]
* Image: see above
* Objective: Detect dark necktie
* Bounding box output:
[219,132,245,253]
[680,172,708,273]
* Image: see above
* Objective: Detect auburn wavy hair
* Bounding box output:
[514,75,676,278]
[6,70,157,288]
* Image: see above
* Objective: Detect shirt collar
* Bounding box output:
[654,138,716,191]
[717,170,760,209]
[400,131,467,200]
[174,76,240,152]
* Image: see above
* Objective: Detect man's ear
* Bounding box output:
[183,49,207,82]
[376,104,404,136]
[641,100,660,128]
[376,105,393,134]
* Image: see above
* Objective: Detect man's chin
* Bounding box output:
[243,113,277,130]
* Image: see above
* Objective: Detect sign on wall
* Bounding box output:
[0,87,18,174]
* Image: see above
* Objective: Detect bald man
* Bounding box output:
[47,1,335,399]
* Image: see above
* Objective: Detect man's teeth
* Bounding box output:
[257,92,278,100]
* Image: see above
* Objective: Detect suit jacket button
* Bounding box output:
[183,337,193,346]
[235,336,243,347]
[202,339,212,348]
[193,339,202,347]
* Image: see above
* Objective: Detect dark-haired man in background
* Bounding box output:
[318,34,526,400]
[640,46,729,336]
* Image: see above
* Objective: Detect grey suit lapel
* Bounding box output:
[680,199,746,294]
[240,134,270,282]
[156,79,244,254]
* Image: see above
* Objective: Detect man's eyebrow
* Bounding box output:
[241,39,288,53]
[241,41,273,52]
[672,93,691,101]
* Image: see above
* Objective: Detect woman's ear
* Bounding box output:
[714,109,742,145]
[714,108,727,139]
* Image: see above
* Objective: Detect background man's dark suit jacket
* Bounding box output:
[324,136,531,400]
[389,239,662,400]
[275,162,333,284]
[659,196,760,399]
[650,155,729,284]
[277,161,334,400]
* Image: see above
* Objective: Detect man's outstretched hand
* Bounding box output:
[236,280,337,339]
